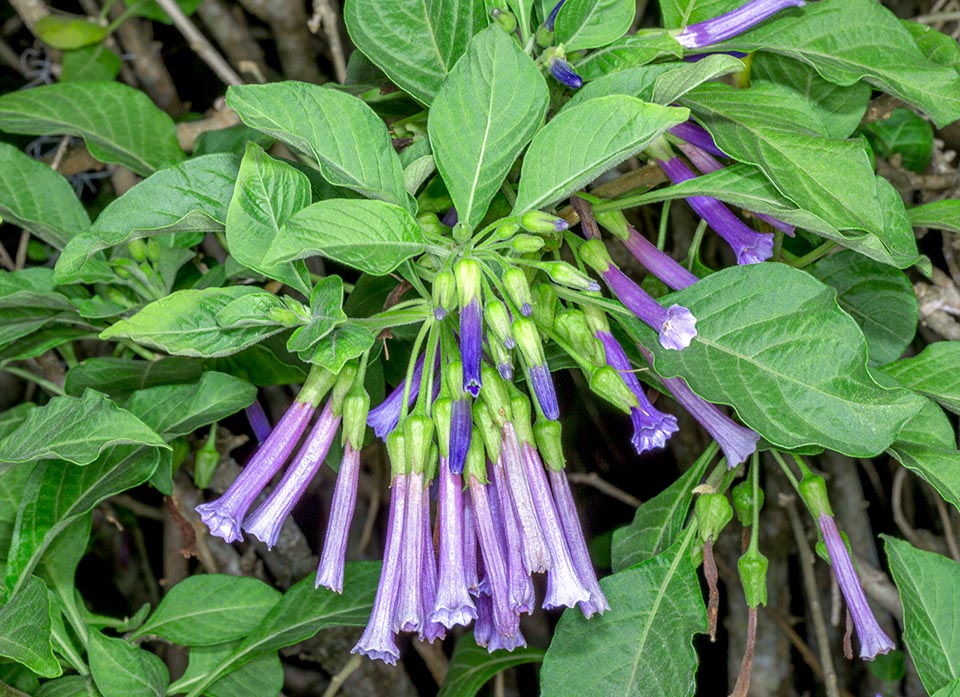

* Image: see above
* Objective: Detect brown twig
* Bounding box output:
[237,0,322,83]
[565,471,641,508]
[412,639,449,685]
[108,5,183,113]
[729,606,757,697]
[932,485,960,562]
[309,0,347,83]
[892,469,927,550]
[195,0,267,83]
[152,0,244,86]
[703,540,720,642]
[321,654,363,697]
[8,0,49,33]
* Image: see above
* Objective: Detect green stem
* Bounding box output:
[657,200,671,250]
[399,320,433,422]
[770,449,800,491]
[298,364,337,406]
[686,219,708,272]
[749,450,761,554]
[788,241,836,269]
[3,367,65,396]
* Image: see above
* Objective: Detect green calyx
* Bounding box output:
[695,493,733,544]
[738,551,769,608]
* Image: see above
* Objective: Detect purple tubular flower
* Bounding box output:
[245,399,272,444]
[430,458,478,628]
[490,458,535,614]
[621,227,698,291]
[549,57,583,89]
[243,402,342,548]
[548,468,609,618]
[639,346,758,466]
[395,471,426,633]
[819,514,895,660]
[462,493,480,595]
[460,299,483,398]
[352,474,407,664]
[449,397,473,475]
[501,424,552,574]
[488,624,528,652]
[469,473,520,639]
[473,591,495,648]
[521,444,591,609]
[675,0,805,49]
[528,364,560,421]
[367,353,426,440]
[545,0,565,30]
[597,331,679,453]
[315,442,361,592]
[602,265,698,350]
[658,156,774,265]
[670,121,727,158]
[196,400,317,543]
[419,488,446,643]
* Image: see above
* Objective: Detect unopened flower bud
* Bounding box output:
[495,222,521,240]
[504,267,534,316]
[433,270,456,320]
[553,309,604,366]
[491,7,517,32]
[540,261,600,292]
[548,56,583,89]
[403,413,435,475]
[472,400,501,457]
[588,365,639,414]
[479,364,513,425]
[530,283,558,329]
[696,493,733,543]
[512,316,546,366]
[520,210,569,234]
[738,550,769,608]
[799,472,833,520]
[128,238,147,262]
[484,300,514,348]
[488,334,514,381]
[453,221,472,243]
[732,480,764,528]
[595,210,630,240]
[146,238,162,263]
[511,234,545,253]
[534,418,565,471]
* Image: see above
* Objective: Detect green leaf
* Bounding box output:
[651,54,745,105]
[0,289,83,347]
[0,403,34,441]
[641,264,925,456]
[64,357,205,400]
[554,0,635,51]
[56,153,241,277]
[344,0,487,105]
[658,0,741,28]
[0,82,184,176]
[573,32,683,80]
[3,447,165,599]
[36,516,90,603]
[611,455,708,571]
[716,0,960,127]
[225,143,311,295]
[886,400,960,514]
[167,643,282,697]
[268,199,425,276]
[194,125,275,157]
[438,633,545,697]
[751,52,871,139]
[35,675,102,697]
[0,142,90,248]
[88,631,168,697]
[861,108,934,173]
[34,15,107,50]
[881,343,960,415]
[541,536,705,697]
[124,372,257,439]
[884,536,960,693]
[131,575,281,646]
[182,562,378,697]
[304,322,376,372]
[904,21,960,71]
[0,576,61,678]
[809,250,916,366]
[909,199,960,234]
[680,82,885,235]
[429,26,548,229]
[933,679,960,697]
[100,287,287,358]
[226,83,411,210]
[61,45,122,83]
[512,95,688,214]
[0,389,167,470]
[287,276,347,355]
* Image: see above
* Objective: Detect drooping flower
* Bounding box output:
[669,121,727,158]
[580,239,698,351]
[315,443,361,592]
[367,352,426,440]
[499,420,553,574]
[456,258,484,397]
[548,56,583,89]
[620,226,698,291]
[674,0,805,49]
[819,513,895,660]
[430,456,477,628]
[489,455,536,614]
[656,156,774,265]
[513,317,560,420]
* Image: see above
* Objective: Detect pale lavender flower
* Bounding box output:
[196,400,317,543]
[548,468,609,618]
[315,442,361,592]
[430,458,478,628]
[352,474,408,664]
[819,514,895,660]
[463,493,480,595]
[419,486,446,643]
[243,402,341,548]
[657,156,773,265]
[449,397,473,475]
[395,471,426,633]
[601,265,698,350]
[596,330,679,453]
[501,423,552,574]
[490,458,536,614]
[620,227,698,291]
[675,0,805,49]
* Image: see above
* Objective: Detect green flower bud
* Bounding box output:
[433,270,456,317]
[128,238,147,262]
[732,480,764,528]
[433,396,452,457]
[530,283,558,329]
[512,316,546,366]
[139,262,157,284]
[484,300,514,347]
[738,550,769,608]
[479,363,512,425]
[495,222,521,240]
[104,287,131,307]
[799,472,833,519]
[520,210,568,234]
[473,399,501,458]
[386,429,407,476]
[418,213,445,237]
[534,418,565,471]
[341,389,370,449]
[511,234,545,253]
[453,221,472,243]
[510,391,535,445]
[492,7,517,32]
[403,413,435,475]
[595,210,630,240]
[579,238,612,273]
[535,24,555,48]
[464,426,488,483]
[454,257,482,306]
[540,261,600,292]
[503,267,534,316]
[588,365,638,414]
[146,237,162,263]
[695,493,734,544]
[113,259,133,279]
[554,309,604,366]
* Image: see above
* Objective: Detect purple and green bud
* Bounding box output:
[657,156,774,265]
[674,0,805,49]
[513,316,560,420]
[534,418,565,471]
[485,300,515,348]
[436,380,473,476]
[316,442,362,592]
[520,210,569,234]
[620,226,698,291]
[432,269,456,320]
[581,239,697,350]
[455,258,484,397]
[548,55,583,89]
[504,267,534,317]
[732,479,763,528]
[818,513,895,660]
[738,550,769,608]
[489,334,515,381]
[695,492,733,543]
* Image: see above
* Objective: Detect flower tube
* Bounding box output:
[674,0,805,49]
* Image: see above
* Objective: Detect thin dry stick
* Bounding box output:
[321,654,363,697]
[566,471,641,508]
[932,489,960,562]
[152,0,243,86]
[891,469,927,550]
[309,0,347,83]
[413,639,449,685]
[913,10,960,22]
[763,610,855,697]
[783,495,841,697]
[729,606,757,697]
